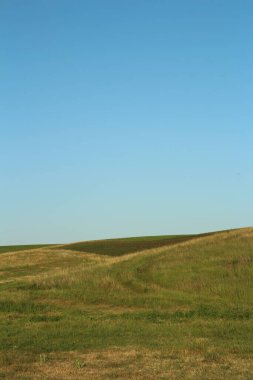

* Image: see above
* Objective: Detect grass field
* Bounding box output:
[61,234,204,256]
[0,229,252,379]
[0,245,52,255]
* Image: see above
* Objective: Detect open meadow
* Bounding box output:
[0,228,252,379]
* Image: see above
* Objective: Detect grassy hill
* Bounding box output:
[0,244,52,255]
[61,233,211,256]
[0,228,252,379]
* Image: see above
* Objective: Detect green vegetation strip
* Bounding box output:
[61,234,209,256]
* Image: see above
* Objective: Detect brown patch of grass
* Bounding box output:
[1,348,252,380]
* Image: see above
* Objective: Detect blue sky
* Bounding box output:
[1,0,252,244]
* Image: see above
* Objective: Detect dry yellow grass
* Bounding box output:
[1,348,253,380]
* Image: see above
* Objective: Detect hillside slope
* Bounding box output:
[0,228,252,379]
[0,244,52,255]
[60,233,214,256]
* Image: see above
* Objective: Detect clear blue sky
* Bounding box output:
[1,0,252,245]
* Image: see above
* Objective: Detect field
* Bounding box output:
[0,245,52,255]
[0,229,252,379]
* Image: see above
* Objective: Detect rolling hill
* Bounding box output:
[60,232,212,256]
[0,228,252,379]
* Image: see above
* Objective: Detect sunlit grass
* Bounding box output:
[0,228,252,379]
[0,244,52,254]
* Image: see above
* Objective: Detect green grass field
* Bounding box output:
[62,234,201,256]
[0,229,252,379]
